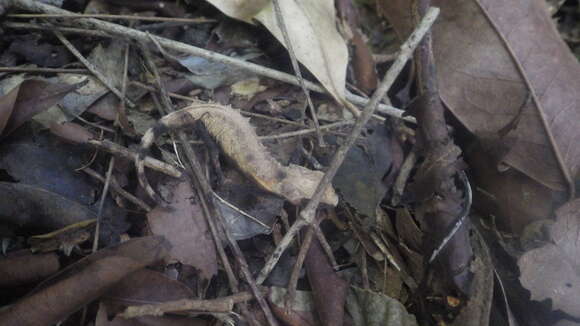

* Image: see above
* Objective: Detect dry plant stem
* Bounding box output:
[142,49,277,326]
[391,149,417,206]
[313,224,338,268]
[4,22,110,37]
[0,67,90,74]
[116,43,136,135]
[256,7,440,285]
[8,13,214,24]
[361,250,370,289]
[212,191,270,230]
[87,139,182,178]
[8,0,412,122]
[129,81,202,101]
[286,225,315,309]
[121,298,234,319]
[52,30,135,107]
[91,156,115,252]
[120,291,259,319]
[82,167,152,211]
[261,120,352,140]
[272,0,323,145]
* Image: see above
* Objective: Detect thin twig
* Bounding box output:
[0,67,90,74]
[391,149,417,206]
[9,0,412,122]
[52,30,135,107]
[212,191,271,230]
[256,7,440,285]
[259,120,351,140]
[285,225,315,309]
[91,155,115,252]
[4,21,110,37]
[87,139,182,178]
[313,224,338,269]
[8,13,215,24]
[271,0,323,145]
[82,167,152,212]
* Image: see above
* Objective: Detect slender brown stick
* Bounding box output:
[272,0,323,145]
[0,67,90,74]
[52,30,135,107]
[87,139,182,177]
[82,167,151,211]
[91,156,115,252]
[8,13,215,24]
[285,225,315,308]
[256,7,440,284]
[4,21,110,37]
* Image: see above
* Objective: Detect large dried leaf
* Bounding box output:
[380,0,580,191]
[147,178,218,281]
[206,0,348,102]
[518,199,580,318]
[0,237,170,326]
[0,79,81,137]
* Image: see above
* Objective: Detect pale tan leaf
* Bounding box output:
[205,0,348,102]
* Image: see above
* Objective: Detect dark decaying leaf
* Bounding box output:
[216,168,282,240]
[305,237,348,326]
[381,0,580,192]
[0,79,82,137]
[518,198,580,318]
[147,177,218,281]
[7,35,72,68]
[0,236,170,326]
[0,250,60,287]
[333,123,400,217]
[0,182,121,247]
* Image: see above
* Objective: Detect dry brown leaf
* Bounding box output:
[0,79,81,137]
[0,236,170,326]
[0,250,60,287]
[205,0,348,102]
[147,178,218,281]
[518,198,580,318]
[380,0,580,192]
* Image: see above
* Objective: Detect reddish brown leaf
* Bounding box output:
[147,178,218,281]
[0,250,60,287]
[380,0,580,193]
[0,79,82,137]
[0,236,170,326]
[305,237,348,326]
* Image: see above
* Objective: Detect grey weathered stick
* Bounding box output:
[87,139,182,178]
[256,7,440,284]
[8,0,412,122]
[52,30,135,107]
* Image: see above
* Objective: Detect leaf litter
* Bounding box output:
[0,0,579,325]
